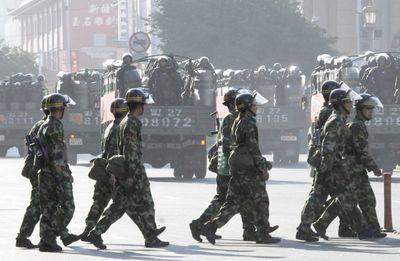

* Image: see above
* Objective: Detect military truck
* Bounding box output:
[0,74,47,157]
[216,66,308,164]
[310,52,400,172]
[56,69,102,164]
[100,55,214,179]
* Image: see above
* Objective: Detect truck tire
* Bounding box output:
[183,169,194,179]
[0,147,7,158]
[68,152,78,165]
[194,155,207,179]
[173,167,183,178]
[290,153,300,164]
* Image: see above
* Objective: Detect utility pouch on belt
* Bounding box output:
[106,155,126,178]
[88,157,109,181]
[208,143,218,173]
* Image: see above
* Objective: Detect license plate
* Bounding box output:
[69,138,83,146]
[0,135,4,141]
[281,135,297,141]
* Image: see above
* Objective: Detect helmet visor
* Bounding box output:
[338,82,360,102]
[354,96,383,109]
[62,95,76,106]
[145,93,155,104]
[237,89,269,105]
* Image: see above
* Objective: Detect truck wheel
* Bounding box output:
[68,152,78,165]
[0,147,7,158]
[183,170,194,179]
[195,156,207,179]
[273,151,282,164]
[290,154,299,164]
[173,167,183,178]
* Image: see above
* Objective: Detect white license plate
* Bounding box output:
[69,138,83,146]
[281,135,297,141]
[0,135,5,141]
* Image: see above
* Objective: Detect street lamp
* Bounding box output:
[363,5,377,26]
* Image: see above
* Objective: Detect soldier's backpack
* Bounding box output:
[88,157,108,181]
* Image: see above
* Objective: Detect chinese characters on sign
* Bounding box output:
[72,3,116,28]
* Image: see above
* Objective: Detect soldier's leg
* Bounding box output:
[55,178,75,239]
[18,179,41,239]
[83,181,113,234]
[357,173,381,232]
[38,172,61,250]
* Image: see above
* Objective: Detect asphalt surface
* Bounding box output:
[1,151,400,261]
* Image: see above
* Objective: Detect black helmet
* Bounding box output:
[46,93,68,112]
[41,95,50,115]
[37,75,45,82]
[223,88,239,106]
[354,93,376,109]
[329,89,351,107]
[321,80,340,102]
[110,98,128,115]
[235,92,255,112]
[125,88,153,104]
[122,52,133,63]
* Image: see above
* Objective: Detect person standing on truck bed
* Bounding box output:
[80,98,128,242]
[16,95,50,249]
[36,94,80,252]
[312,94,387,239]
[87,88,169,250]
[201,91,280,245]
[116,53,140,98]
[148,56,184,105]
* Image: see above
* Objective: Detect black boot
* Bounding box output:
[88,232,106,250]
[38,239,62,252]
[202,221,218,245]
[256,233,280,244]
[372,230,387,238]
[189,220,203,242]
[296,226,319,242]
[268,225,279,234]
[16,236,38,249]
[338,225,357,238]
[145,237,169,248]
[80,231,91,243]
[243,228,257,241]
[61,233,81,247]
[313,222,329,240]
[155,226,166,236]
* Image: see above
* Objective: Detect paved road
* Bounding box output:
[1,154,399,260]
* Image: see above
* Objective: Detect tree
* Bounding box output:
[0,39,37,79]
[150,0,336,73]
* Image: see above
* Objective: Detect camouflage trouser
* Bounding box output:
[18,174,40,238]
[39,171,75,241]
[83,179,114,233]
[210,172,271,234]
[310,162,367,233]
[93,174,158,241]
[300,170,350,229]
[355,172,380,232]
[197,175,254,231]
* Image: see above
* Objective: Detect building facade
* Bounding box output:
[299,0,400,54]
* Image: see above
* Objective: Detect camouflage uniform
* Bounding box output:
[305,111,367,234]
[207,112,272,236]
[37,116,75,242]
[83,119,120,234]
[92,114,159,242]
[17,116,47,240]
[194,111,253,231]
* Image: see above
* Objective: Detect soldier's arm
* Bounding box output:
[320,121,338,171]
[244,121,264,172]
[122,121,141,179]
[351,123,379,172]
[220,115,234,154]
[109,125,120,157]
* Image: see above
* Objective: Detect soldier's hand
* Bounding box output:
[373,168,382,177]
[265,160,273,171]
[261,171,269,181]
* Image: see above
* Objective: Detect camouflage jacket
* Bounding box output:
[38,116,67,170]
[119,114,143,179]
[102,119,121,160]
[29,115,48,136]
[217,110,237,176]
[231,112,265,173]
[316,102,333,130]
[320,110,350,172]
[346,115,379,173]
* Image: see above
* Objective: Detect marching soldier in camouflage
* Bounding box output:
[16,95,50,249]
[80,98,128,241]
[87,88,168,249]
[37,93,80,252]
[307,80,354,237]
[297,89,371,242]
[312,94,386,239]
[202,91,280,245]
[190,88,261,242]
